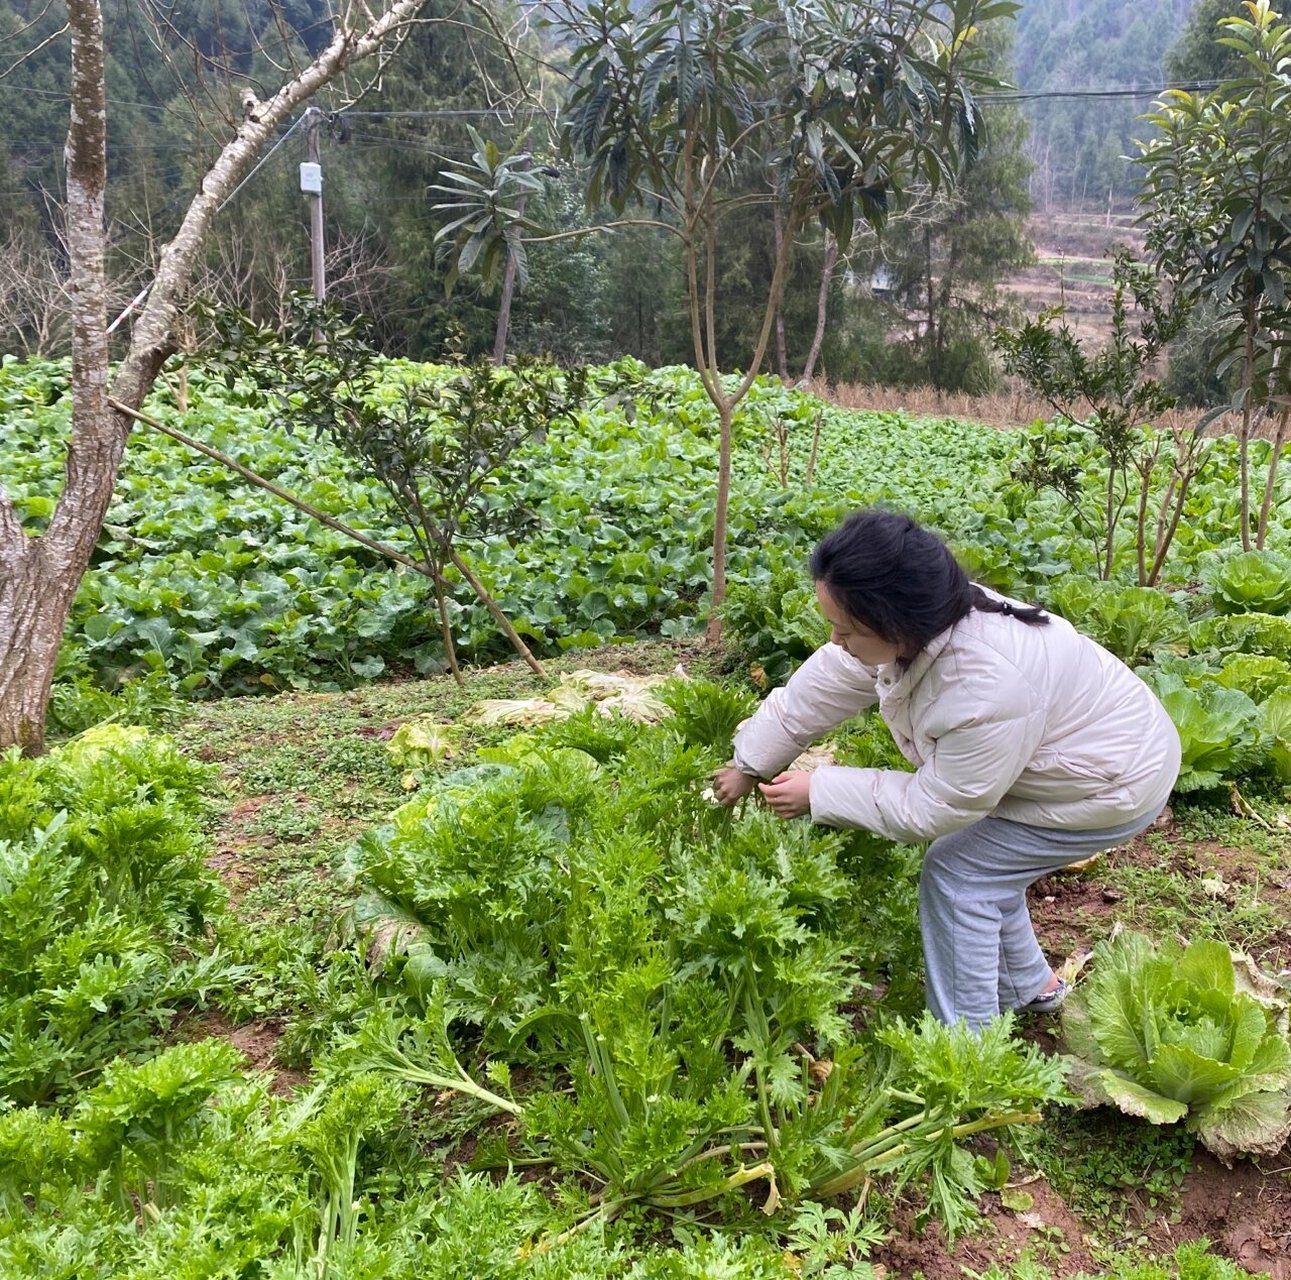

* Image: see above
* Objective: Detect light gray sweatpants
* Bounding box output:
[919,810,1161,1029]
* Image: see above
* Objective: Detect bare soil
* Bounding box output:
[874,1158,1291,1280]
[174,1009,309,1098]
[877,804,1291,1279]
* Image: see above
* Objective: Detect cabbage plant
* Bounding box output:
[1264,689,1291,782]
[1155,684,1263,790]
[1062,932,1291,1163]
[1204,549,1291,616]
[1045,578,1187,663]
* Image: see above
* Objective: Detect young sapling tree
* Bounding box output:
[1137,0,1291,550]
[205,301,587,681]
[994,252,1202,583]
[434,0,1015,639]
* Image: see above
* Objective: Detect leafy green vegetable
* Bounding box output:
[658,676,758,751]
[1062,932,1291,1163]
[1155,684,1263,791]
[1263,689,1291,783]
[1191,612,1291,661]
[1,350,1276,704]
[342,720,1069,1240]
[0,732,234,1102]
[1204,549,1291,615]
[722,557,829,684]
[1044,578,1188,663]
[1213,653,1291,703]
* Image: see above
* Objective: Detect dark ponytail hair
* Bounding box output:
[809,510,1047,658]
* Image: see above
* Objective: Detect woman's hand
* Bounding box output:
[759,771,812,819]
[711,766,758,807]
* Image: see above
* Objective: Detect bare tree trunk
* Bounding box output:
[800,234,838,384]
[1101,465,1117,580]
[1257,406,1290,549]
[1239,308,1256,552]
[0,0,435,752]
[1133,439,1162,587]
[805,411,822,486]
[705,402,734,645]
[1149,460,1201,587]
[0,546,77,754]
[0,0,115,753]
[432,573,463,686]
[493,251,520,365]
[772,201,788,381]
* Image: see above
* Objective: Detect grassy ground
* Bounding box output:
[174,641,711,934]
[173,643,1291,1279]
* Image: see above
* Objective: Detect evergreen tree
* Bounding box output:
[1165,0,1248,82]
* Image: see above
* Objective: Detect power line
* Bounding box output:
[979,80,1222,104]
[216,114,308,212]
[3,138,227,150]
[341,108,544,119]
[0,80,1235,153]
[0,81,171,112]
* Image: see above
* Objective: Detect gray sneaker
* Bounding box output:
[1020,977,1068,1014]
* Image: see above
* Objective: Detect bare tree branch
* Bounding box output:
[0,0,58,45]
[462,0,532,111]
[0,20,68,79]
[110,0,436,408]
[0,0,449,750]
[0,230,74,356]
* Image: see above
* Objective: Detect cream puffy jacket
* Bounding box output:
[731,601,1181,844]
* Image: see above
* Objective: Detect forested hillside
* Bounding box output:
[0,0,1246,389]
[1009,0,1214,208]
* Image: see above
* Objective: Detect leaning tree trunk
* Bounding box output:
[705,402,735,645]
[0,543,93,754]
[0,0,119,754]
[800,234,839,384]
[772,200,789,381]
[0,0,432,752]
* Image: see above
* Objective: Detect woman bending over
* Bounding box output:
[713,509,1181,1030]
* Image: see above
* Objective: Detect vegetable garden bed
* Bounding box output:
[3,354,1291,1276]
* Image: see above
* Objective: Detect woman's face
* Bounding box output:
[816,582,903,667]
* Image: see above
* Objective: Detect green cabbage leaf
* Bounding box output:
[1157,684,1262,791]
[1204,549,1291,616]
[1062,932,1291,1163]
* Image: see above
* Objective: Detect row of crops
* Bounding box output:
[2,353,1290,1275]
[4,353,1291,794]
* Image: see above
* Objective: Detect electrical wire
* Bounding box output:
[341,108,545,118]
[215,113,308,213]
[978,80,1222,103]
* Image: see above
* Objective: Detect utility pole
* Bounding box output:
[301,107,326,302]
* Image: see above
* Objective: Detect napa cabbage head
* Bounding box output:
[53,723,152,768]
[1155,683,1262,791]
[1062,931,1291,1163]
